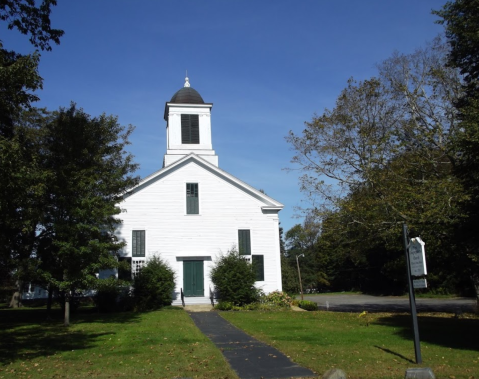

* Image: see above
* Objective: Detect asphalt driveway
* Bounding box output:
[302,293,476,313]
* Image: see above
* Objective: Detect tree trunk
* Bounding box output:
[9,291,21,308]
[9,281,23,308]
[472,273,479,314]
[64,291,70,326]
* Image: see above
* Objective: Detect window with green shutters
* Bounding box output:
[238,229,251,255]
[252,255,264,281]
[181,114,200,144]
[186,183,199,214]
[132,230,145,257]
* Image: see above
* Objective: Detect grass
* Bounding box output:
[0,306,238,379]
[221,310,479,379]
[2,303,478,379]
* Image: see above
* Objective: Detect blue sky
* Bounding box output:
[2,0,446,234]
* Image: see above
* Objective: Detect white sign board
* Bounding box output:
[413,278,427,289]
[409,237,427,276]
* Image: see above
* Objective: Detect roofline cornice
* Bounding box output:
[164,102,213,121]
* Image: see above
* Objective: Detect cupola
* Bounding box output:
[163,76,217,167]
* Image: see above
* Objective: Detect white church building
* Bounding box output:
[115,77,284,305]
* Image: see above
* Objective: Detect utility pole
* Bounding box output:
[296,254,304,301]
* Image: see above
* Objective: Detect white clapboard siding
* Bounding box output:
[116,154,283,302]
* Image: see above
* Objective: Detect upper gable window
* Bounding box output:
[186,183,199,214]
[181,114,200,144]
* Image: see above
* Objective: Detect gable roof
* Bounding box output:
[124,153,283,211]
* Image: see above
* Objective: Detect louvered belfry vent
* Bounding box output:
[181,114,200,144]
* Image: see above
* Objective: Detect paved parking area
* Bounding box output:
[302,294,476,313]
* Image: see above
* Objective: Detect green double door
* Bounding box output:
[183,260,204,297]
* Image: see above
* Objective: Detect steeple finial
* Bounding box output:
[184,70,190,88]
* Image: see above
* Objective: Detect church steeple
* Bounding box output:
[163,77,217,167]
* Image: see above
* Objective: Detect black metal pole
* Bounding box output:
[402,223,422,364]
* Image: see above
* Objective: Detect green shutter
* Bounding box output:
[186,183,199,214]
[190,115,199,143]
[181,114,200,144]
[132,230,145,257]
[252,255,264,281]
[238,229,251,255]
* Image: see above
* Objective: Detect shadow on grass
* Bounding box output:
[374,314,479,351]
[0,307,143,365]
[374,345,415,364]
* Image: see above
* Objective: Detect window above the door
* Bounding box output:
[186,183,199,214]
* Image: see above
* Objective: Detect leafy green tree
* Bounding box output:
[0,46,43,137]
[287,38,463,227]
[133,257,175,311]
[36,104,139,325]
[435,0,479,304]
[211,248,258,306]
[0,0,62,304]
[1,0,63,135]
[280,254,300,295]
[0,0,63,51]
[287,38,472,295]
[285,219,324,292]
[0,109,51,306]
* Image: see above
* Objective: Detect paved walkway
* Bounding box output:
[188,311,316,379]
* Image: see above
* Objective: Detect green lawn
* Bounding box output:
[221,310,479,379]
[0,306,238,379]
[2,305,478,379]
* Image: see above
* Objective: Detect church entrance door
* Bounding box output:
[183,260,204,297]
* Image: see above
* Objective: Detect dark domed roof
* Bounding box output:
[170,87,204,104]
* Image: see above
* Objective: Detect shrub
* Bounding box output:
[243,302,260,310]
[298,300,318,311]
[260,290,292,308]
[210,248,258,306]
[133,257,175,311]
[215,301,234,311]
[95,277,121,312]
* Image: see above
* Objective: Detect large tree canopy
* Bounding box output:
[435,0,479,301]
[286,37,476,296]
[36,104,139,325]
[287,38,464,228]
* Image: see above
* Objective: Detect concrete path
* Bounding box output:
[302,294,476,313]
[188,311,316,379]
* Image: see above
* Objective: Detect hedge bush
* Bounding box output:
[260,290,292,308]
[211,249,258,306]
[95,277,122,312]
[133,257,175,311]
[298,300,318,311]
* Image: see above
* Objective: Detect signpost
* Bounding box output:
[409,237,427,277]
[413,279,427,289]
[402,224,428,365]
